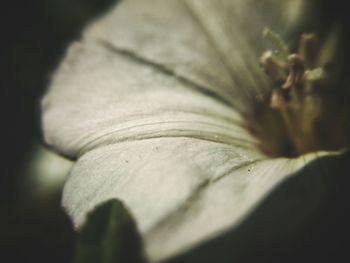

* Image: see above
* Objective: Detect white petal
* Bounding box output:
[42,0,318,158]
[84,0,315,108]
[42,42,255,158]
[85,0,235,104]
[62,137,346,262]
[41,1,346,262]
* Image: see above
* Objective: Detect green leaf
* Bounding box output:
[74,199,146,263]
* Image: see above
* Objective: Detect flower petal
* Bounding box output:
[84,0,316,108]
[184,0,305,98]
[42,0,319,158]
[84,0,236,104]
[62,137,347,262]
[42,42,255,159]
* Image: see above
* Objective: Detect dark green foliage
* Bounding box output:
[74,199,146,263]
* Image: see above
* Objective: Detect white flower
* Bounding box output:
[41,0,349,262]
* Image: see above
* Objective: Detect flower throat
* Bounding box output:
[247,28,350,157]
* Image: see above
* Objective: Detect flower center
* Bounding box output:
[246,28,350,157]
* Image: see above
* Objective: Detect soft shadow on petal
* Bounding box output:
[42,42,256,159]
[166,150,350,263]
[61,137,333,262]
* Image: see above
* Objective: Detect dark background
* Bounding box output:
[0,1,349,263]
[0,1,117,262]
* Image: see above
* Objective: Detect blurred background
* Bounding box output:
[0,1,349,263]
[0,1,117,262]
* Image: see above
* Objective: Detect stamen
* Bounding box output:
[282,54,305,90]
[262,28,289,63]
[259,50,286,84]
[249,28,349,157]
[298,33,318,68]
